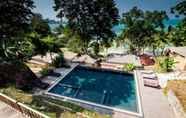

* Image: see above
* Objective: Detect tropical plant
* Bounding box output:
[123,63,136,72]
[40,68,51,77]
[171,0,186,17]
[170,0,186,46]
[0,0,34,40]
[0,0,34,62]
[144,11,169,57]
[158,56,176,72]
[53,0,119,54]
[120,7,168,55]
[88,41,100,56]
[67,34,85,54]
[120,7,152,54]
[30,13,51,37]
[51,52,69,68]
[55,26,74,47]
[170,20,186,46]
[27,32,48,56]
[41,35,62,60]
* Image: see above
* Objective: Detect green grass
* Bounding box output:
[0,86,111,118]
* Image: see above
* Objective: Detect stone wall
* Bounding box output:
[167,90,186,118]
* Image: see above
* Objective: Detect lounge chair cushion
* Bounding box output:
[143,78,159,87]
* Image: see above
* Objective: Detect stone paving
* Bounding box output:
[41,66,176,118]
[113,70,175,118]
[0,101,26,118]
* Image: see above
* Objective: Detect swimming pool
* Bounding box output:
[46,66,142,116]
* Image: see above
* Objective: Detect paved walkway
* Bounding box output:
[41,63,78,86]
[0,101,26,118]
[114,70,175,118]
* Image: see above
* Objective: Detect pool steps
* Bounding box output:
[58,83,79,89]
[74,86,81,97]
[101,90,107,104]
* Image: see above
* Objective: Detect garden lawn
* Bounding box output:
[0,86,110,118]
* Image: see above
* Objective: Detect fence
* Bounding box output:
[0,93,49,118]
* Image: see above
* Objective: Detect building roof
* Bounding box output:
[106,54,141,66]
[167,47,186,57]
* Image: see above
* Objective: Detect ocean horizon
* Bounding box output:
[49,18,181,35]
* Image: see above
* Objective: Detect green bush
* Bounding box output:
[123,63,136,72]
[67,34,85,54]
[32,95,111,118]
[40,68,50,77]
[51,52,69,68]
[159,56,175,72]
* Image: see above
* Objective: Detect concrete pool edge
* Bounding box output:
[44,68,144,118]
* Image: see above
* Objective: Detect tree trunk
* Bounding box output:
[152,46,157,58]
[50,52,53,61]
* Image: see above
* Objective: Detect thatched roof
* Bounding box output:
[167,47,186,57]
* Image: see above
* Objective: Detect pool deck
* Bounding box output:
[113,70,175,118]
[41,63,78,85]
[43,65,175,118]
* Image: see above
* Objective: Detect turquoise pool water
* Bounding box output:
[49,66,138,112]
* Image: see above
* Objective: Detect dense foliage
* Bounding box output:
[160,57,175,72]
[170,0,186,46]
[0,0,34,40]
[123,63,136,72]
[170,20,186,46]
[0,0,34,61]
[120,7,168,55]
[30,14,51,37]
[171,0,186,17]
[155,56,176,73]
[51,52,69,68]
[53,0,119,54]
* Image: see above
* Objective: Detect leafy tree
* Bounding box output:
[88,41,100,56]
[144,11,168,56]
[0,0,34,61]
[53,0,119,54]
[67,34,85,54]
[170,0,186,46]
[159,57,176,72]
[27,32,61,59]
[53,25,64,35]
[0,0,34,40]
[54,26,73,47]
[170,20,186,46]
[51,52,68,68]
[41,35,62,59]
[30,13,51,37]
[120,7,168,56]
[171,0,186,17]
[120,7,153,54]
[27,32,48,56]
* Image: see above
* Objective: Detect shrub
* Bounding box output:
[160,57,175,72]
[123,63,136,72]
[40,67,51,77]
[51,52,69,68]
[155,56,176,73]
